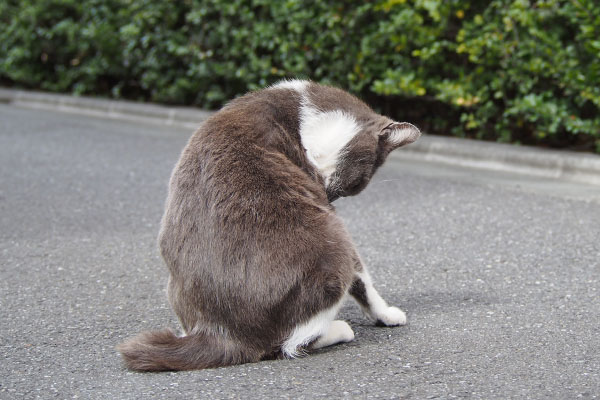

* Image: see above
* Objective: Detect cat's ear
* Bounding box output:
[379,122,421,149]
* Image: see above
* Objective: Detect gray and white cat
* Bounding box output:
[117,80,421,371]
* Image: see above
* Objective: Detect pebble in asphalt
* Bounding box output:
[1,104,599,399]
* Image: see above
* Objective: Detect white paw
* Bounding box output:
[330,320,355,343]
[376,306,407,327]
[313,320,355,350]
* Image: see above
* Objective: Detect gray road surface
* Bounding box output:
[1,104,599,399]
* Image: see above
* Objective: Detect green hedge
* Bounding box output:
[1,0,599,152]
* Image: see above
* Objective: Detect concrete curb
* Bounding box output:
[401,135,600,186]
[2,87,599,186]
[0,88,211,129]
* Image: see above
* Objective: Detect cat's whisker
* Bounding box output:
[372,179,403,185]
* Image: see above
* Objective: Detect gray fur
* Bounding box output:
[117,81,420,371]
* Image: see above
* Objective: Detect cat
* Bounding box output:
[117,79,421,371]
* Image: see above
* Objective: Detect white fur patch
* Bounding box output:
[356,270,407,326]
[299,108,360,184]
[272,79,362,184]
[312,320,354,349]
[272,79,309,92]
[282,300,344,358]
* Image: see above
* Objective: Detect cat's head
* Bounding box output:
[323,120,420,202]
[273,79,421,202]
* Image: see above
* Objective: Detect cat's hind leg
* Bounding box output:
[349,269,407,327]
[312,320,354,349]
[281,299,353,357]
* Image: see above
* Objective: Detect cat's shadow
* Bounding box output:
[399,289,502,314]
[344,288,499,317]
[317,289,503,350]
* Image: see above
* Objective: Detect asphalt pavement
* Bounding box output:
[1,104,599,399]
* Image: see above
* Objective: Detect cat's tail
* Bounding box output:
[117,329,259,371]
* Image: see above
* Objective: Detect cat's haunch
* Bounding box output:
[117,80,420,371]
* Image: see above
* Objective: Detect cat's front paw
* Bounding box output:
[375,306,407,327]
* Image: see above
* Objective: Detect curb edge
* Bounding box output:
[2,87,599,186]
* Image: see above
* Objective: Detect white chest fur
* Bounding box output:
[273,80,361,185]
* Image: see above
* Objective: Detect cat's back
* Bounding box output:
[159,85,334,268]
[158,84,354,316]
[190,86,303,154]
[175,85,324,211]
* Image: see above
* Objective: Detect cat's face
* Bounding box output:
[325,122,420,202]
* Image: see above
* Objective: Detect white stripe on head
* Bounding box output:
[271,79,309,92]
